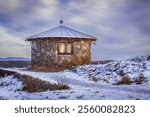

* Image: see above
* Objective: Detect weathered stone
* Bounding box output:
[29,38,93,70]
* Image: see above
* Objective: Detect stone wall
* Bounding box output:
[31,38,92,70]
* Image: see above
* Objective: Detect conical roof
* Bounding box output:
[26,23,96,41]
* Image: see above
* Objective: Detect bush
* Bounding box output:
[90,76,98,82]
[114,74,146,85]
[135,74,146,84]
[114,76,133,85]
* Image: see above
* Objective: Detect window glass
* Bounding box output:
[58,43,65,53]
[66,43,72,53]
[58,42,73,54]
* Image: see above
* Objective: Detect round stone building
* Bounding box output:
[26,19,96,70]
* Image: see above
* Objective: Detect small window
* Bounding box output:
[58,42,73,54]
[59,43,65,53]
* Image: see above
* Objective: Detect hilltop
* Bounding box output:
[0,54,150,100]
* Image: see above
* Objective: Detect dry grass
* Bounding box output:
[14,73,69,93]
[27,62,90,72]
[135,74,146,84]
[115,70,133,85]
[114,76,133,85]
[90,76,99,82]
[0,69,16,78]
[27,65,73,72]
[114,74,146,85]
[0,69,70,93]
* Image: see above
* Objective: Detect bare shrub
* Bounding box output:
[114,76,133,85]
[135,74,146,84]
[90,76,98,82]
[115,74,146,85]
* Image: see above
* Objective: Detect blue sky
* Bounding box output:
[0,0,150,60]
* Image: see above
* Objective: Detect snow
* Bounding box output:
[0,54,150,100]
[75,54,150,85]
[0,76,23,100]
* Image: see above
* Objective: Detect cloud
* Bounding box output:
[32,0,59,20]
[0,0,149,59]
[0,0,60,36]
[0,26,30,57]
[0,0,22,13]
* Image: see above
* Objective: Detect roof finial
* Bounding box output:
[60,16,63,25]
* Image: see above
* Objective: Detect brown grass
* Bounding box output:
[27,65,73,72]
[0,69,70,93]
[27,61,91,72]
[114,74,146,85]
[114,76,133,85]
[0,69,16,78]
[90,76,99,82]
[14,73,69,93]
[135,74,145,84]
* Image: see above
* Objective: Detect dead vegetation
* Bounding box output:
[90,76,99,82]
[27,65,73,72]
[0,69,69,93]
[0,69,16,77]
[114,74,146,85]
[114,76,133,85]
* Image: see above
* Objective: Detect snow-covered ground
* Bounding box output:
[0,54,150,100]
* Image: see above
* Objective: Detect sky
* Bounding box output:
[0,0,150,60]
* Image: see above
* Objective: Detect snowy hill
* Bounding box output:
[0,54,150,100]
[0,57,31,61]
[74,54,150,85]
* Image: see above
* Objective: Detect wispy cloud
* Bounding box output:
[0,0,149,59]
[0,27,30,57]
[0,0,22,13]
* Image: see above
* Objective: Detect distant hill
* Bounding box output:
[0,57,31,68]
[0,57,31,61]
[91,60,114,64]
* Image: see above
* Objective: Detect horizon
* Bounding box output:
[0,52,150,61]
[0,0,150,60]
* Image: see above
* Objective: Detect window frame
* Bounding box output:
[58,42,74,55]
